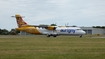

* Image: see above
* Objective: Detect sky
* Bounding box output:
[0,0,105,30]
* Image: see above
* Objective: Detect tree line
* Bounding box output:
[0,29,20,35]
[92,26,105,29]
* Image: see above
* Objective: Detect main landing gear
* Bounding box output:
[47,34,57,37]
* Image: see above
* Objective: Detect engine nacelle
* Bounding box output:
[45,26,56,30]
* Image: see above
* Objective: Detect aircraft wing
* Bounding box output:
[28,25,56,30]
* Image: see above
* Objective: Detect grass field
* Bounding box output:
[0,35,105,59]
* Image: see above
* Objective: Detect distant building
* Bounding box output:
[81,27,105,35]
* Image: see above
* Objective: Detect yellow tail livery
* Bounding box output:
[15,14,27,28]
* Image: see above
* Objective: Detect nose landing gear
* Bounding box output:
[79,35,82,38]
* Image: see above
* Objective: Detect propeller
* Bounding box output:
[11,16,25,18]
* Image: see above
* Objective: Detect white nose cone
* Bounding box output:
[82,31,86,35]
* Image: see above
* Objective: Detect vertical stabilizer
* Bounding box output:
[15,14,27,28]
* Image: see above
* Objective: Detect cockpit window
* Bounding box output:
[76,29,82,30]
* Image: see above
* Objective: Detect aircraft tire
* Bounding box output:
[53,35,57,37]
[79,35,82,38]
[47,34,50,37]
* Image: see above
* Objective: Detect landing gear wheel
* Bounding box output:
[53,35,57,37]
[47,34,50,37]
[79,35,82,38]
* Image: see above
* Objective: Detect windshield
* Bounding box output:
[76,29,82,30]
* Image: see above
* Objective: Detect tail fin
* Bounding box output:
[15,14,27,28]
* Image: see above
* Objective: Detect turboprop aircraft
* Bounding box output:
[12,14,86,37]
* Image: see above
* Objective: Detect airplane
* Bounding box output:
[12,14,86,37]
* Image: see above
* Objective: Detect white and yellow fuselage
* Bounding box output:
[14,14,86,37]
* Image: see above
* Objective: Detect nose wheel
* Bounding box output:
[79,35,82,38]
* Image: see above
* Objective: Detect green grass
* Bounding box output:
[0,35,105,59]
